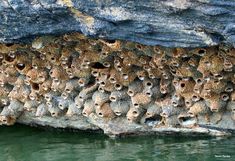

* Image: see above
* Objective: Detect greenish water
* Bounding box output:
[0,125,234,161]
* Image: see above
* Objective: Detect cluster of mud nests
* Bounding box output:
[0,33,234,130]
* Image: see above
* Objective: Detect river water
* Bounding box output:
[0,125,234,161]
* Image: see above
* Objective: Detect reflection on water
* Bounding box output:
[0,125,234,161]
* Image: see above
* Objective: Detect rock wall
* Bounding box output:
[0,0,235,48]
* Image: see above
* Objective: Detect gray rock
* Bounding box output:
[16,111,234,137]
[0,0,234,47]
[86,113,231,137]
[17,111,100,131]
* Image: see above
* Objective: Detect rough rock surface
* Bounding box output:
[0,0,235,47]
[17,112,100,131]
[17,111,232,137]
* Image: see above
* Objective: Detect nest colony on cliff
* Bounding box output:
[0,33,234,128]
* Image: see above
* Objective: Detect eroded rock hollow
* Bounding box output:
[0,33,234,137]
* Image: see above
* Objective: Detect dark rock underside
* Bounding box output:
[0,0,235,48]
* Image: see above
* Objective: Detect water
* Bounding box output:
[0,125,234,161]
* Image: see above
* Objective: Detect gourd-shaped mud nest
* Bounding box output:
[0,33,235,128]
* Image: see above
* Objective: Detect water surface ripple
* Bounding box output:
[0,125,234,161]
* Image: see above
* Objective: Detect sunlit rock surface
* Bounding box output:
[0,0,235,47]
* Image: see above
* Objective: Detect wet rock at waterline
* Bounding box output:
[0,33,234,137]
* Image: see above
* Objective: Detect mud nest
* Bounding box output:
[0,33,234,128]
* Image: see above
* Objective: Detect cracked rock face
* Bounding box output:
[0,33,234,137]
[0,0,235,48]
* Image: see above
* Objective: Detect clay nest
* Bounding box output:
[0,33,235,129]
